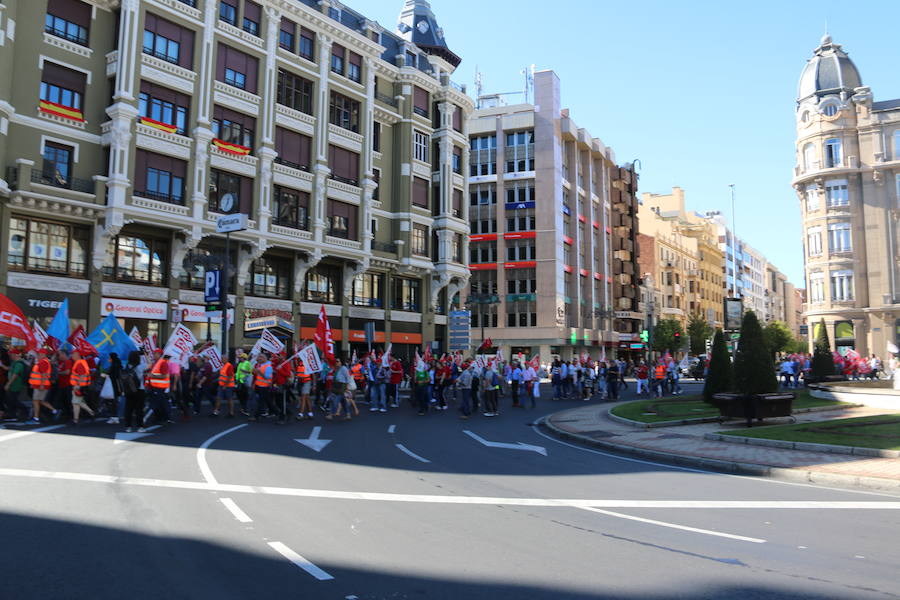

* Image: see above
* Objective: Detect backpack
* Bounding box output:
[121,366,140,395]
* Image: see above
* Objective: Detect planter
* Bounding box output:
[712,392,797,427]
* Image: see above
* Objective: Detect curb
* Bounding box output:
[704,432,900,458]
[540,415,900,494]
[607,402,860,429]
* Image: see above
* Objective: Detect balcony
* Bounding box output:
[372,240,398,253]
[413,106,429,118]
[27,169,94,194]
[375,91,398,108]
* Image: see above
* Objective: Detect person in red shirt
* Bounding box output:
[388,357,403,408]
[55,349,73,419]
[635,360,650,395]
[272,355,295,424]
[435,361,452,410]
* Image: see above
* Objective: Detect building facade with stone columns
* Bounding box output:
[0,0,472,360]
[464,70,641,362]
[794,35,900,356]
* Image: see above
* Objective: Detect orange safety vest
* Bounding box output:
[148,358,170,390]
[295,361,312,383]
[350,363,364,381]
[654,364,666,380]
[71,359,91,388]
[218,362,235,388]
[254,362,272,388]
[29,358,52,390]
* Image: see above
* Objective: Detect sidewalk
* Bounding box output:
[542,401,900,493]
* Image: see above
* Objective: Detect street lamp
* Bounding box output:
[464,292,500,348]
[729,183,737,298]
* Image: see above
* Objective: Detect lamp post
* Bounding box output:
[464,292,500,349]
[729,183,737,297]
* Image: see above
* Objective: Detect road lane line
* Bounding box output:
[576,506,766,544]
[0,425,65,443]
[267,541,334,580]
[395,443,430,463]
[197,424,247,485]
[3,468,900,510]
[388,424,396,434]
[220,497,252,523]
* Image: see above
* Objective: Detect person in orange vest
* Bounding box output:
[214,351,236,418]
[248,353,276,422]
[70,349,96,424]
[27,349,58,424]
[146,350,172,424]
[653,361,667,398]
[295,357,314,420]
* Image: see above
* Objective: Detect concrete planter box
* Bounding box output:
[712,392,797,427]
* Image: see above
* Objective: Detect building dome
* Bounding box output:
[797,36,862,102]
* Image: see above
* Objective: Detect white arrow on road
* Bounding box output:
[463,430,547,456]
[114,425,160,445]
[295,426,332,453]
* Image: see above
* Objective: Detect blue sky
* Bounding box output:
[351,0,900,285]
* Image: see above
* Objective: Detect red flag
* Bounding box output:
[314,304,335,364]
[529,354,540,370]
[423,346,433,363]
[477,337,492,352]
[68,325,98,357]
[0,293,37,350]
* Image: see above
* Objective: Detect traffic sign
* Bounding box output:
[448,309,471,351]
[216,213,248,233]
[204,270,221,303]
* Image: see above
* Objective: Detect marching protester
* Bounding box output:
[70,349,95,424]
[122,350,146,433]
[28,349,58,424]
[214,352,236,418]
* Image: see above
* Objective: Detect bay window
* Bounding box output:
[305,265,340,304]
[273,186,309,230]
[247,255,290,298]
[8,216,89,277]
[104,235,169,285]
[352,272,384,307]
[392,278,421,312]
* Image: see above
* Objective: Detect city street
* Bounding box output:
[2,383,899,599]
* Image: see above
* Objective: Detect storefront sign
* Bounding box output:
[101,298,167,320]
[5,288,88,319]
[180,304,231,324]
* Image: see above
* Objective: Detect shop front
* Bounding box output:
[179,303,233,349]
[5,282,89,334]
[101,297,168,342]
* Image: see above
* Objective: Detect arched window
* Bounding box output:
[803,143,816,172]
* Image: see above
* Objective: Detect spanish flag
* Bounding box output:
[39,100,84,122]
[140,116,178,134]
[212,138,251,156]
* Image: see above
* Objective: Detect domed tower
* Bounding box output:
[793,36,900,357]
[397,0,461,74]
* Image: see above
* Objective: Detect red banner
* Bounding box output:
[0,293,36,350]
[314,305,335,365]
[67,325,98,357]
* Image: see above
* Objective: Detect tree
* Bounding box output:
[732,310,778,395]
[703,329,733,403]
[687,312,714,356]
[651,318,684,353]
[811,318,836,379]
[762,320,793,358]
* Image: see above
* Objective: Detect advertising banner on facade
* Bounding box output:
[724,298,743,331]
[101,298,167,320]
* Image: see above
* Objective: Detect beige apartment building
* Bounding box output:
[0,0,473,359]
[463,70,641,361]
[794,35,900,355]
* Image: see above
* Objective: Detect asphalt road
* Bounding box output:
[2,380,899,599]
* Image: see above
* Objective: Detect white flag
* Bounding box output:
[199,345,223,370]
[299,344,323,375]
[495,347,504,364]
[888,342,899,355]
[258,328,285,355]
[381,343,392,368]
[679,354,691,370]
[32,322,49,348]
[163,323,198,366]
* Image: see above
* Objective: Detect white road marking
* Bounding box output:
[197,424,248,485]
[219,497,252,523]
[295,426,332,453]
[395,443,430,463]
[113,425,160,445]
[2,468,900,510]
[387,424,396,434]
[577,506,766,544]
[0,425,65,443]
[267,541,334,580]
[463,430,547,456]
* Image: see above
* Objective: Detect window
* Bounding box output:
[373,122,381,152]
[274,127,311,170]
[139,81,189,134]
[392,278,421,312]
[8,216,89,277]
[806,226,822,256]
[247,255,290,299]
[506,268,536,295]
[327,199,357,240]
[412,177,429,209]
[134,150,186,204]
[506,210,536,232]
[40,62,85,113]
[305,265,340,304]
[347,52,362,83]
[505,181,535,205]
[352,272,384,307]
[821,102,838,117]
[825,179,849,207]
[372,168,380,200]
[413,130,429,162]
[406,51,416,67]
[45,0,90,46]
[242,1,260,36]
[804,184,819,211]
[803,143,816,172]
[180,244,235,290]
[470,242,497,263]
[143,14,194,68]
[452,234,463,263]
[470,269,498,296]
[209,169,251,214]
[824,138,842,168]
[276,69,313,114]
[330,43,345,76]
[452,189,463,217]
[41,142,73,188]
[328,145,359,185]
[298,27,315,61]
[279,18,295,51]
[469,135,497,176]
[507,305,537,328]
[505,130,535,172]
[329,91,360,132]
[452,146,462,174]
[413,86,429,118]
[506,241,536,262]
[452,105,462,132]
[830,270,854,302]
[470,218,497,235]
[894,130,900,161]
[470,184,496,206]
[104,235,169,285]
[808,272,824,303]
[219,0,237,25]
[828,222,852,253]
[412,224,428,256]
[212,105,255,150]
[217,43,258,94]
[273,186,309,230]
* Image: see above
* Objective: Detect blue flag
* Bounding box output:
[46,298,70,349]
[87,313,139,369]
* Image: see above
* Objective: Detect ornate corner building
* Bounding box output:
[793,35,900,355]
[0,0,473,359]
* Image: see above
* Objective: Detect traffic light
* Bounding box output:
[640,329,649,343]
[674,331,681,346]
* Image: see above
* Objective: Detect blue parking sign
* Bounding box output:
[204,270,221,303]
